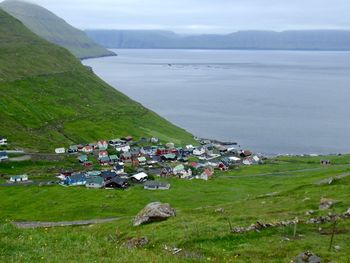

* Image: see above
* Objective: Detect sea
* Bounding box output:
[83,49,350,155]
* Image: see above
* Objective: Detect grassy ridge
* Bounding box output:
[0,9,194,151]
[0,0,115,59]
[1,155,350,262]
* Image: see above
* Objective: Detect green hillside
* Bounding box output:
[0,9,194,151]
[0,0,115,59]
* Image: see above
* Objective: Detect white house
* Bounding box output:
[0,137,7,146]
[55,148,65,154]
[116,145,130,152]
[131,172,148,182]
[193,148,205,156]
[10,175,28,183]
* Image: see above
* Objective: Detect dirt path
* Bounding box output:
[13,217,122,229]
[8,155,31,162]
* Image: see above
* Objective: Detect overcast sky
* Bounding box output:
[25,0,350,33]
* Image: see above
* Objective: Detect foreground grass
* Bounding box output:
[1,155,350,262]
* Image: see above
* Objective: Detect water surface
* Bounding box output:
[83,49,350,155]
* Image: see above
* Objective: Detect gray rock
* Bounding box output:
[124,236,149,249]
[133,202,176,226]
[294,251,322,263]
[319,198,335,210]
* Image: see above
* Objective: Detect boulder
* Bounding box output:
[294,251,322,263]
[133,202,176,226]
[319,198,335,210]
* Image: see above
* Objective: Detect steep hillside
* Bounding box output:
[86,29,350,50]
[0,9,194,151]
[0,0,115,59]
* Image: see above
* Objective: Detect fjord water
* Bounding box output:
[83,49,350,155]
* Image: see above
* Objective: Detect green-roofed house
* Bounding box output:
[99,156,110,166]
[109,155,119,164]
[78,155,88,163]
[161,153,177,161]
[137,156,147,165]
[86,176,104,189]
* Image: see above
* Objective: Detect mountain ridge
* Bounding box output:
[0,0,115,59]
[85,29,350,50]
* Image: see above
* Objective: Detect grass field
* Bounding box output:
[1,155,350,262]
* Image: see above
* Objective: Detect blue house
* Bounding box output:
[64,173,87,186]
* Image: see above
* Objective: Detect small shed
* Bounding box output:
[144,181,170,190]
[55,148,65,154]
[0,151,8,162]
[10,175,28,183]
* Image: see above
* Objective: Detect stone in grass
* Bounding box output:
[319,198,336,210]
[133,202,176,226]
[294,251,322,263]
[124,237,149,249]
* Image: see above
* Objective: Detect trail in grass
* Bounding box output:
[13,217,124,229]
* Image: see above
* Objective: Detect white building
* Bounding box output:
[0,137,7,146]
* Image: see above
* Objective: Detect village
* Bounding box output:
[45,136,263,190]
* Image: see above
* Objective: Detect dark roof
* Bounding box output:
[0,151,8,157]
[101,170,117,178]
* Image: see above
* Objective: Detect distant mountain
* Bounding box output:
[0,9,194,151]
[85,29,350,51]
[0,0,115,59]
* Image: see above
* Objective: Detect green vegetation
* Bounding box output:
[0,9,194,151]
[0,0,115,59]
[1,155,350,262]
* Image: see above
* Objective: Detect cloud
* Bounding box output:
[26,0,350,33]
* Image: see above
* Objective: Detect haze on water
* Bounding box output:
[83,49,350,155]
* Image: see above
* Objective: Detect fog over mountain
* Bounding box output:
[85,30,350,50]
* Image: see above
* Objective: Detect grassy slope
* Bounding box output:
[0,155,350,262]
[0,9,194,151]
[0,0,115,59]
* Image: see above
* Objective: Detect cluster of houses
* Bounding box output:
[53,136,263,190]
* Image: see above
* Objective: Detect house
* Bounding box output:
[178,156,189,162]
[122,136,133,142]
[60,169,73,177]
[64,173,86,186]
[101,170,118,181]
[99,156,110,166]
[218,162,228,171]
[55,148,65,154]
[160,166,173,177]
[186,145,194,150]
[151,137,159,143]
[109,139,124,147]
[173,164,185,175]
[114,163,125,174]
[144,181,170,190]
[97,140,108,150]
[180,169,193,179]
[0,151,8,162]
[193,148,205,156]
[321,160,331,165]
[130,147,141,157]
[166,142,175,149]
[10,174,28,183]
[68,145,78,154]
[105,177,129,189]
[240,150,252,158]
[156,148,177,156]
[109,155,119,164]
[84,161,93,168]
[131,172,148,182]
[82,145,93,153]
[98,151,109,159]
[137,156,147,165]
[161,153,177,161]
[197,168,214,181]
[0,137,8,146]
[86,176,104,188]
[120,152,132,163]
[115,145,130,152]
[78,155,88,163]
[87,170,101,177]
